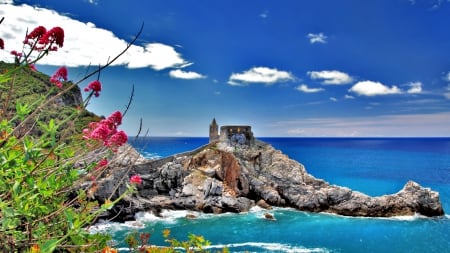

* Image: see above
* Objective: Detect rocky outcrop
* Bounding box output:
[92,139,444,221]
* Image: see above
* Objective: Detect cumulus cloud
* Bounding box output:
[349,80,402,96]
[307,70,353,85]
[407,81,423,94]
[0,3,191,70]
[330,97,338,102]
[169,69,206,79]
[228,67,294,86]
[295,84,324,93]
[307,33,327,44]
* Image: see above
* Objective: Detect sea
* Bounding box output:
[91,137,450,253]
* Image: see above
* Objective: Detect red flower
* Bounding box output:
[95,159,108,170]
[130,175,142,185]
[39,26,64,49]
[84,80,102,97]
[0,38,4,50]
[49,66,68,88]
[26,26,47,40]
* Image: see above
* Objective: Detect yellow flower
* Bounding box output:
[30,245,40,253]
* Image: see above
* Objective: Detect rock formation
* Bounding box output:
[92,139,444,221]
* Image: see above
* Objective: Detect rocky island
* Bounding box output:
[91,119,444,222]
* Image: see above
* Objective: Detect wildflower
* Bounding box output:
[49,66,68,88]
[84,80,102,97]
[30,244,40,253]
[26,26,47,41]
[29,64,37,72]
[130,175,142,184]
[83,111,127,151]
[95,158,108,170]
[106,130,128,150]
[101,247,118,253]
[108,111,123,128]
[0,38,4,49]
[39,26,64,49]
[10,50,22,57]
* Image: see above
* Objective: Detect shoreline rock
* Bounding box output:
[92,139,445,222]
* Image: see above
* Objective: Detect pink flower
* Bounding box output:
[106,130,128,149]
[95,159,108,170]
[29,64,37,72]
[49,66,68,88]
[84,80,102,97]
[130,175,142,185]
[108,111,123,128]
[38,26,64,49]
[82,111,127,151]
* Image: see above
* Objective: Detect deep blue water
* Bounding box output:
[101,137,450,252]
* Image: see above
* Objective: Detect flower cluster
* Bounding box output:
[130,175,142,185]
[23,25,64,51]
[84,80,102,97]
[82,111,128,151]
[49,66,68,88]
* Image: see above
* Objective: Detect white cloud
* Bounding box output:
[295,84,324,93]
[445,85,450,99]
[407,81,423,94]
[0,3,191,70]
[349,80,402,96]
[345,94,355,99]
[307,33,327,44]
[259,10,269,18]
[169,69,206,79]
[270,112,450,137]
[228,67,294,86]
[330,97,338,102]
[307,70,353,85]
[444,71,450,82]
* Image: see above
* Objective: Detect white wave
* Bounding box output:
[134,209,205,223]
[88,219,143,234]
[205,242,331,253]
[141,151,162,159]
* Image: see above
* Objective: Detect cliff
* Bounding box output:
[93,139,444,221]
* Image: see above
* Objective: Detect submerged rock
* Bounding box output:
[92,139,444,221]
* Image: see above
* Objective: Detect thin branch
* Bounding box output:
[122,84,134,118]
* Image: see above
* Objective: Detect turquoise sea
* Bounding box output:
[93,137,450,252]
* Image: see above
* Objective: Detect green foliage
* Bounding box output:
[0,23,135,252]
[124,230,229,253]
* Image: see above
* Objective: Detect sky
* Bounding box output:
[1,0,449,137]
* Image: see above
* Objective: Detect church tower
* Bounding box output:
[209,118,219,143]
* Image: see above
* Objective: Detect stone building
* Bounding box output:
[209,118,255,145]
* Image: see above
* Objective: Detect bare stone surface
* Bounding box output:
[92,139,445,221]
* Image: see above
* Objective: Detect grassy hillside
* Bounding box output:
[0,61,101,140]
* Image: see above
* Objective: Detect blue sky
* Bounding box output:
[1,0,449,137]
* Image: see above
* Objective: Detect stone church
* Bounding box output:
[209,118,255,145]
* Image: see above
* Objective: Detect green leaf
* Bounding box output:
[40,239,58,253]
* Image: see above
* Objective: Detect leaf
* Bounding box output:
[40,239,58,253]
